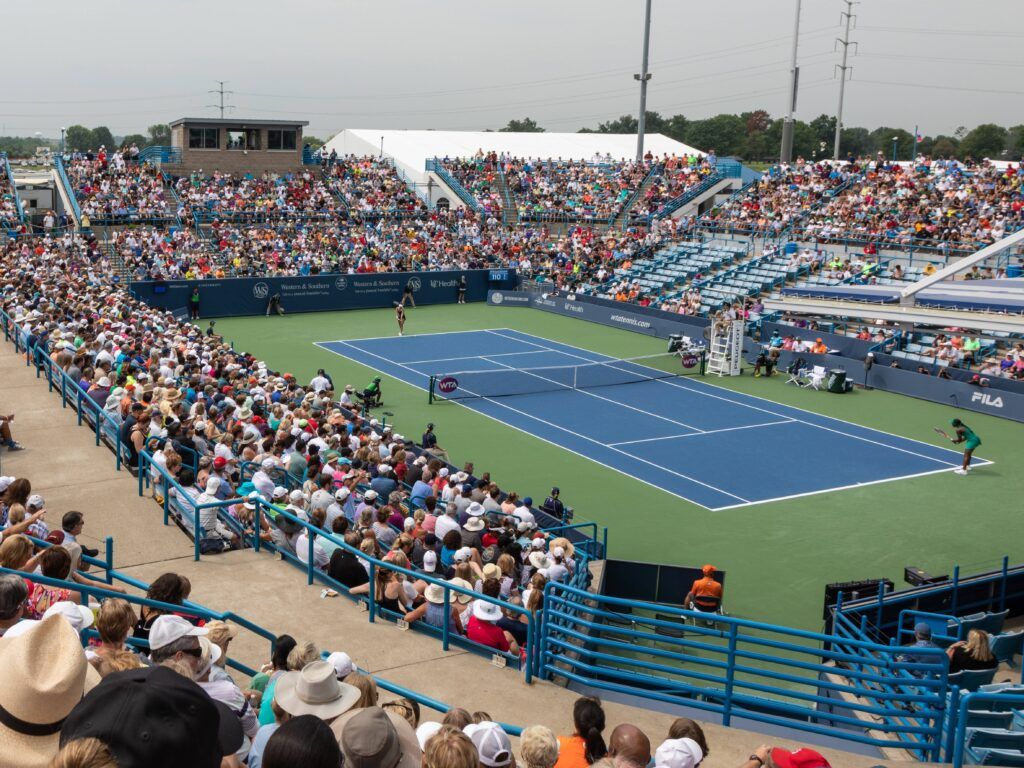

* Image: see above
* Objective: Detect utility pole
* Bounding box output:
[635,0,653,162]
[207,81,234,118]
[780,0,802,163]
[833,0,857,160]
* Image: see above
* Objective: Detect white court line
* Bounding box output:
[479,355,704,434]
[404,349,552,367]
[315,333,982,509]
[609,419,796,446]
[492,328,977,469]
[316,339,747,508]
[329,329,500,344]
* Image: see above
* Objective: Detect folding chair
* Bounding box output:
[803,365,827,390]
[784,365,805,386]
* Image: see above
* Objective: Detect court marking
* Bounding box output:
[403,349,553,366]
[315,329,981,510]
[489,328,988,469]
[313,339,740,508]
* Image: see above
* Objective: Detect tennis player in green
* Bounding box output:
[948,418,981,474]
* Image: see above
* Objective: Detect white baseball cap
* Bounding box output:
[326,650,354,679]
[26,494,45,509]
[42,601,95,634]
[149,614,207,651]
[422,551,437,573]
[417,721,443,751]
[465,722,513,767]
[363,490,378,502]
[654,738,705,768]
[335,487,351,501]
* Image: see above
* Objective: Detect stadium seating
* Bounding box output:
[65,149,173,223]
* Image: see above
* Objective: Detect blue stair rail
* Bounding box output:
[426,158,482,212]
[0,151,26,227]
[54,155,84,226]
[653,171,727,221]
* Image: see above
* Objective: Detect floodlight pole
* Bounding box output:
[635,0,653,162]
[780,0,802,163]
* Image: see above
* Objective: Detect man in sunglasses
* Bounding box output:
[148,614,208,675]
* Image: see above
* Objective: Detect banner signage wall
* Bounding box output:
[487,291,710,340]
[135,269,516,318]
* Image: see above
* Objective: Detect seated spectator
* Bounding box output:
[263,714,344,768]
[521,725,561,768]
[608,724,652,768]
[946,628,998,674]
[684,565,722,612]
[555,696,607,768]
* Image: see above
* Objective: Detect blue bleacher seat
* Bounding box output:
[950,668,999,692]
[968,748,1024,766]
[990,631,1024,666]
[966,728,1024,752]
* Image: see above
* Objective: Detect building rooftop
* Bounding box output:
[168,117,309,128]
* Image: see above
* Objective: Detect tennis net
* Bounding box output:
[429,350,706,402]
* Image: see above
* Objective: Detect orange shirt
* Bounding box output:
[691,576,723,602]
[555,736,589,768]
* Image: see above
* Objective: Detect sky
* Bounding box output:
[2,0,1022,141]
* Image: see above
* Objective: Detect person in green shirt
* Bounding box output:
[949,418,981,474]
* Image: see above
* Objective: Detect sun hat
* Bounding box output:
[465,722,513,767]
[332,706,421,768]
[42,601,95,635]
[464,516,485,532]
[467,502,484,517]
[482,563,501,581]
[654,738,705,768]
[274,660,360,719]
[148,614,208,651]
[529,551,552,571]
[472,600,503,623]
[326,651,354,679]
[416,721,443,751]
[60,664,239,768]
[424,583,446,605]
[448,577,474,604]
[0,616,98,768]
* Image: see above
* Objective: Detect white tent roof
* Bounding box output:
[323,129,703,184]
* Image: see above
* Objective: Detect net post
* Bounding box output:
[428,375,436,404]
[700,348,708,376]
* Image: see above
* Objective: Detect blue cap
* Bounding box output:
[522,497,533,506]
[914,622,932,638]
[462,483,472,493]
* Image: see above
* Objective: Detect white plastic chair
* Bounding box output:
[804,365,827,390]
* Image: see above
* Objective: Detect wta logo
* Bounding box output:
[681,354,699,369]
[437,376,459,394]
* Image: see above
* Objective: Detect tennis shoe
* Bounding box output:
[953,468,967,475]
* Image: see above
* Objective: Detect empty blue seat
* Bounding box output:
[967,728,1024,752]
[950,668,998,692]
[967,748,1024,766]
[967,711,1015,729]
[990,631,1024,666]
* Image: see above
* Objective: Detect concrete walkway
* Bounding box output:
[0,340,898,768]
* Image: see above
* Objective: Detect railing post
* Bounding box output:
[723,623,739,727]
[307,532,315,586]
[944,685,961,763]
[950,566,960,617]
[441,588,451,652]
[194,504,201,561]
[999,556,1008,612]
[367,561,376,623]
[253,503,262,553]
[104,537,114,584]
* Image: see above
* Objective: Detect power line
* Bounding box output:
[854,79,1024,97]
[859,52,1024,69]
[858,25,1024,38]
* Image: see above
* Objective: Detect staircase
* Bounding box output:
[495,165,519,227]
[609,165,662,231]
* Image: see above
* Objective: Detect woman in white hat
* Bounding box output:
[403,581,465,636]
[466,598,519,655]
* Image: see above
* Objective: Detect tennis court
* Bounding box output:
[316,328,974,511]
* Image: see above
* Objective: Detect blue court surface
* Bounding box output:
[316,329,977,511]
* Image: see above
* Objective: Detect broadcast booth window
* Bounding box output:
[188,128,219,149]
[268,129,297,151]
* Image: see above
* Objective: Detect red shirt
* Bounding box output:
[466,616,510,652]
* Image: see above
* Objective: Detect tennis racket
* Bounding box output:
[933,427,951,440]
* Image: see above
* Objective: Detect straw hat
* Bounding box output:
[447,578,474,605]
[0,615,99,768]
[424,583,446,605]
[273,661,361,719]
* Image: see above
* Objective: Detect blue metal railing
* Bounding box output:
[541,581,951,760]
[54,155,84,226]
[0,151,26,226]
[302,146,321,165]
[653,171,727,221]
[426,159,482,212]
[136,145,182,165]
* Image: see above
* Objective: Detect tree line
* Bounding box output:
[500,113,1024,162]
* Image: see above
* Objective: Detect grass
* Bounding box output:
[211,304,1024,631]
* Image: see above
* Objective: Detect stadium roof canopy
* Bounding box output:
[323,129,703,184]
